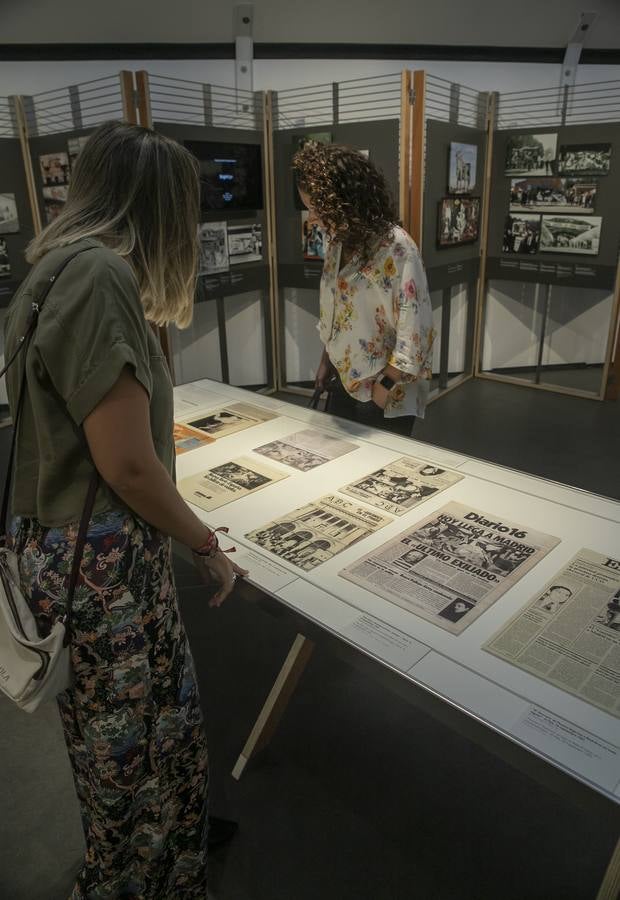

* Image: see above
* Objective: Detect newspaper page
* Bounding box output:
[340,502,560,635]
[187,402,278,439]
[341,457,463,516]
[484,549,620,717]
[246,494,392,571]
[254,429,357,472]
[174,422,216,455]
[180,457,288,512]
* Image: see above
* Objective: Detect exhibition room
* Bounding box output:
[1,2,620,899]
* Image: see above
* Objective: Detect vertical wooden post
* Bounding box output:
[602,258,620,401]
[596,837,620,900]
[472,91,498,377]
[11,96,42,236]
[263,90,281,391]
[409,70,426,250]
[135,71,152,129]
[398,70,413,232]
[119,70,137,124]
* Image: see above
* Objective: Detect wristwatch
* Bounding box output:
[376,373,397,391]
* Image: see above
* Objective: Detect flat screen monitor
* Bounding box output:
[185,140,264,212]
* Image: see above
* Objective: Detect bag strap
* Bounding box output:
[0,246,99,642]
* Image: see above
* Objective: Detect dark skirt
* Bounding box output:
[325,369,416,437]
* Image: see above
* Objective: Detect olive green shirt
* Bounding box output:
[4,238,174,527]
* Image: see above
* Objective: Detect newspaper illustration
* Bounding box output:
[246,494,392,572]
[341,502,560,635]
[180,457,288,512]
[254,429,357,472]
[341,457,463,516]
[187,403,278,439]
[484,548,620,717]
[174,422,215,455]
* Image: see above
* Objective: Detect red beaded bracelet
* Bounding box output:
[192,530,219,558]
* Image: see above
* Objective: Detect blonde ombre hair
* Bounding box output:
[27,120,200,328]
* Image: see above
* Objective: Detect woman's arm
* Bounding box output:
[83,366,247,605]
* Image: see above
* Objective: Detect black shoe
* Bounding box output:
[207,816,239,851]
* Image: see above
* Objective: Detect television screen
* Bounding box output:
[185,140,263,212]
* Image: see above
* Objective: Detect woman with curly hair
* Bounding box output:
[293,143,434,436]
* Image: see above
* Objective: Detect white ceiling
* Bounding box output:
[1,0,620,49]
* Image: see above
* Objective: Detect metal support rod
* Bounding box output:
[439,288,452,390]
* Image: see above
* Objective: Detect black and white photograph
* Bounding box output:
[39,152,70,187]
[438,598,476,623]
[598,591,620,632]
[67,135,90,170]
[536,584,574,614]
[0,193,19,233]
[448,142,477,194]
[179,456,287,512]
[557,143,612,176]
[198,221,229,274]
[227,223,263,265]
[254,429,357,472]
[341,456,463,516]
[42,185,69,224]
[437,197,480,248]
[504,133,557,176]
[187,402,277,439]
[540,215,602,256]
[502,212,541,254]
[510,177,596,214]
[0,237,10,278]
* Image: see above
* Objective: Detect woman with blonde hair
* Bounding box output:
[4,120,247,897]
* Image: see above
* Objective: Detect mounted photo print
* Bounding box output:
[198,221,229,275]
[39,152,70,187]
[437,197,480,248]
[0,238,10,278]
[302,210,327,260]
[296,132,332,152]
[227,223,263,265]
[540,215,602,256]
[42,185,68,223]
[0,193,19,234]
[557,144,612,176]
[503,212,541,254]
[510,177,596,215]
[448,142,477,194]
[505,133,557,176]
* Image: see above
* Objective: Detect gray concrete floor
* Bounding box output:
[1,378,619,899]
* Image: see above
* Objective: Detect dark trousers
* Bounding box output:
[326,372,415,437]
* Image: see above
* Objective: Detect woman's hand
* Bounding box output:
[315,349,332,391]
[193,549,249,608]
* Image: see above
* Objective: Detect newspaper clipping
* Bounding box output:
[254,429,358,472]
[180,457,288,512]
[341,457,463,516]
[341,502,560,635]
[174,422,215,455]
[246,494,392,571]
[484,548,620,717]
[187,403,278,439]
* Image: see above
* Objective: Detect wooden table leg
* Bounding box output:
[596,836,620,900]
[232,633,314,780]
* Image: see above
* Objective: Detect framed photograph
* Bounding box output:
[39,152,70,187]
[448,142,477,194]
[502,212,542,254]
[510,177,596,215]
[296,132,332,151]
[437,197,480,248]
[198,221,229,274]
[302,210,327,260]
[227,223,263,265]
[557,143,612,176]
[540,215,602,256]
[505,133,557,176]
[0,193,19,234]
[42,185,68,223]
[0,237,10,278]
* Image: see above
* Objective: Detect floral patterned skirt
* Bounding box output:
[9,510,209,899]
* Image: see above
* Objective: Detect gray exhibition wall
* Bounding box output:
[487,122,620,290]
[0,137,35,307]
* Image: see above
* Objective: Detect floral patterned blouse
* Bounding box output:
[318,225,435,418]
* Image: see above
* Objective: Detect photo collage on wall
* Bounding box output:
[438,142,481,248]
[198,221,263,275]
[38,135,91,224]
[0,192,20,279]
[502,135,610,258]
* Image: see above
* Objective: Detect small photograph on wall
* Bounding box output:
[557,143,612,176]
[198,221,229,275]
[296,132,332,151]
[0,193,19,234]
[39,152,70,187]
[67,135,90,170]
[302,210,327,260]
[0,238,10,278]
[448,142,477,194]
[540,215,602,256]
[510,177,596,214]
[502,212,541,254]
[505,133,557,176]
[437,197,480,248]
[227,223,263,265]
[42,185,69,223]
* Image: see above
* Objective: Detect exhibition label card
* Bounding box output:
[340,502,560,635]
[187,402,278,439]
[254,428,358,472]
[341,456,463,516]
[232,548,299,593]
[179,456,288,512]
[342,614,429,672]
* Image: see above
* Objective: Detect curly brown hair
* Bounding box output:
[292,143,397,263]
